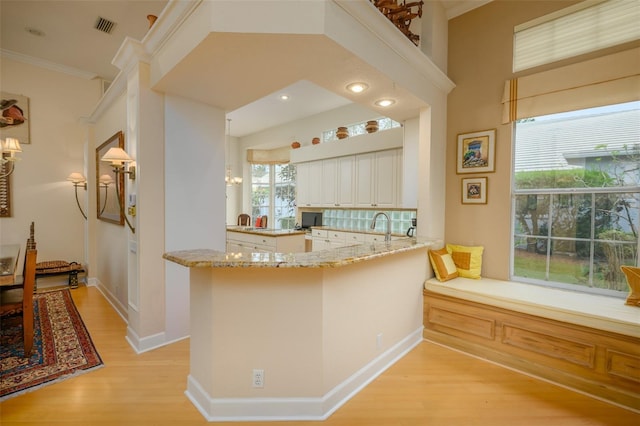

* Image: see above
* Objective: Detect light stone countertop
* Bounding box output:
[163,237,437,269]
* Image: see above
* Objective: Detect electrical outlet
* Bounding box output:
[252,369,264,388]
[376,333,383,350]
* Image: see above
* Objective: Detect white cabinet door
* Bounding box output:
[296,162,310,207]
[336,156,355,207]
[308,161,323,206]
[322,159,338,206]
[323,157,355,207]
[373,149,398,208]
[355,150,398,208]
[355,152,375,207]
[296,161,323,207]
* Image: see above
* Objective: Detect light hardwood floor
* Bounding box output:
[1,285,638,425]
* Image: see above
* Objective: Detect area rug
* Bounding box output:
[0,289,103,401]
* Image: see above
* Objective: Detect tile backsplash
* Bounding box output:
[321,209,416,235]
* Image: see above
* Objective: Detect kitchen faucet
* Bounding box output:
[370,212,391,242]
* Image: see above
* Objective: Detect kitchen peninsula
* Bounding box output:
[163,237,435,421]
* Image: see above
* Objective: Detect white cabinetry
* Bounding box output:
[296,161,323,207]
[298,150,401,208]
[311,228,403,251]
[322,157,355,207]
[310,229,358,251]
[226,231,305,253]
[355,149,399,208]
[296,162,310,207]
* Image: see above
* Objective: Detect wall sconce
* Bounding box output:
[1,138,22,178]
[100,147,136,233]
[67,172,88,220]
[98,174,113,216]
[101,147,136,180]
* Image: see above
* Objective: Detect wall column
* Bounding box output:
[114,40,167,352]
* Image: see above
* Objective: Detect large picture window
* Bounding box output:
[250,163,296,229]
[512,102,640,296]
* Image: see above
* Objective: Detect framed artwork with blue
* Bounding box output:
[456,129,496,174]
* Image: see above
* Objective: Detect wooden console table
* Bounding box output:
[0,244,20,286]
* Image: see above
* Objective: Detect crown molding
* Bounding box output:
[1,48,98,80]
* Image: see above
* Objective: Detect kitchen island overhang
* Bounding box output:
[164,238,436,422]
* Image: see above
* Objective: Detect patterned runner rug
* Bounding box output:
[0,289,103,400]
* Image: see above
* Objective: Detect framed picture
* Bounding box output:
[456,129,496,174]
[96,131,124,226]
[461,177,487,204]
[1,92,30,144]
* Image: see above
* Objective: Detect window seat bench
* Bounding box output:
[423,277,640,411]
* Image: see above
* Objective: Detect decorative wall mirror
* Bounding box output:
[96,131,124,225]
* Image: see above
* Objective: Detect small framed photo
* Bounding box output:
[456,129,496,174]
[462,177,487,204]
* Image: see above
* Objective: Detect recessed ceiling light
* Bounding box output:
[346,82,369,94]
[375,99,395,107]
[25,27,45,37]
[279,94,290,101]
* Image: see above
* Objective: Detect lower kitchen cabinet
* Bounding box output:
[226,231,305,253]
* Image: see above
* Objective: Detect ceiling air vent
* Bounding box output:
[94,16,116,34]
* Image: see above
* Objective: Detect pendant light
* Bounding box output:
[225,118,242,186]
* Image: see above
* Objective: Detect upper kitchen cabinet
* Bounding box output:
[322,156,355,207]
[292,127,411,208]
[355,149,400,208]
[296,161,323,207]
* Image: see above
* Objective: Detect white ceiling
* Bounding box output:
[0,0,490,137]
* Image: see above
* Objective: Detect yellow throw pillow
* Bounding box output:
[428,248,459,282]
[446,243,484,279]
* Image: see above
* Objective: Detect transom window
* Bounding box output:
[321,117,400,142]
[512,102,640,296]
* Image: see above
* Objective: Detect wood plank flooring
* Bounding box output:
[1,285,638,425]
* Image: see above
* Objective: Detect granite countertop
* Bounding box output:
[226,226,306,237]
[163,237,437,269]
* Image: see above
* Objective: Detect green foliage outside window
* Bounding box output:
[513,123,639,294]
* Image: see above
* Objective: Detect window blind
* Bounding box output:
[502,47,640,123]
[513,0,640,72]
[246,146,290,164]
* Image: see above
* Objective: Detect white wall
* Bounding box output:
[91,91,129,315]
[164,94,227,341]
[0,58,100,271]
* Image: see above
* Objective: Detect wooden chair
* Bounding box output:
[260,215,267,228]
[620,265,640,306]
[0,247,37,357]
[237,214,251,226]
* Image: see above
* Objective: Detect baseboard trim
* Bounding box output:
[185,326,424,421]
[125,328,167,354]
[90,278,128,323]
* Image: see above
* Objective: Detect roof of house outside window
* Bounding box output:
[515,108,640,172]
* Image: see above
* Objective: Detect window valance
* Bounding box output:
[246,146,290,165]
[502,47,640,123]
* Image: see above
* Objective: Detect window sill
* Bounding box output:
[424,277,639,338]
